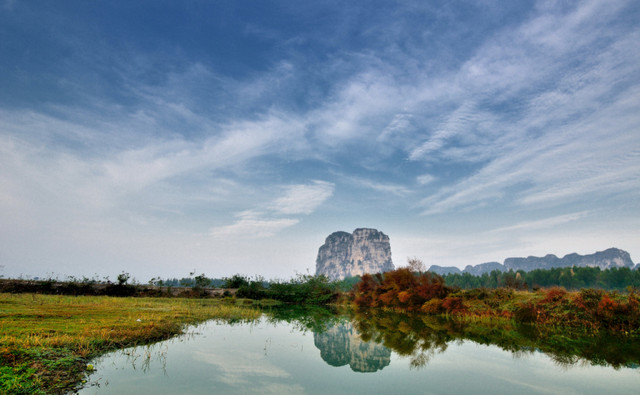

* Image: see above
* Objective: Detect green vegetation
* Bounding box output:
[0,272,352,304]
[231,274,341,305]
[442,266,640,291]
[0,294,261,394]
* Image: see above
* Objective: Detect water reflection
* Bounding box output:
[344,309,640,370]
[314,321,390,372]
[80,308,640,394]
[264,305,640,370]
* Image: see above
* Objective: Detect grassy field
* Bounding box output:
[0,293,261,394]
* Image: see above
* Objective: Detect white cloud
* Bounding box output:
[210,181,334,239]
[209,215,299,239]
[488,211,590,234]
[353,177,413,197]
[417,174,436,185]
[309,70,410,145]
[269,181,335,215]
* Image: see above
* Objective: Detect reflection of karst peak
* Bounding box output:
[313,321,391,373]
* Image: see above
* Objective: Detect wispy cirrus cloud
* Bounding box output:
[352,177,413,197]
[488,211,591,234]
[269,181,335,215]
[210,181,335,239]
[209,212,300,239]
[414,0,640,215]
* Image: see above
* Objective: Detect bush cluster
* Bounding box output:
[229,274,340,305]
[352,268,451,311]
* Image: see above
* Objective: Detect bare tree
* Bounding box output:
[406,257,426,273]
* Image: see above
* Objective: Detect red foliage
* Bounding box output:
[540,287,567,304]
[442,297,466,314]
[597,295,619,313]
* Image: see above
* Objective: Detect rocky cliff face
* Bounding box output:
[316,228,394,281]
[428,248,635,276]
[313,321,391,372]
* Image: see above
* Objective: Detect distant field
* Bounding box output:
[0,294,261,394]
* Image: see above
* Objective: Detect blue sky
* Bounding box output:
[1,0,639,281]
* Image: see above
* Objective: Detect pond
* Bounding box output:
[79,309,640,394]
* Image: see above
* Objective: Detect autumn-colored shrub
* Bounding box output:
[379,290,396,305]
[514,302,537,323]
[540,287,567,304]
[573,288,603,311]
[596,294,619,322]
[598,294,618,311]
[463,287,489,300]
[442,297,465,314]
[352,268,452,311]
[421,298,443,314]
[397,291,411,304]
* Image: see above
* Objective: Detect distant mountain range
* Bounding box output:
[428,248,636,276]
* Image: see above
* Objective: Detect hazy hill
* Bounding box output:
[428,248,634,276]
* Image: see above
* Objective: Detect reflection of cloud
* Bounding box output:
[192,350,304,394]
[257,382,305,395]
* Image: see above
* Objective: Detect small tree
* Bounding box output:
[224,274,250,289]
[407,257,426,274]
[117,272,130,286]
[194,273,211,290]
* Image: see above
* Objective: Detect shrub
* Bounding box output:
[397,291,411,304]
[540,287,567,304]
[514,302,538,323]
[442,297,465,314]
[573,288,603,311]
[421,298,443,314]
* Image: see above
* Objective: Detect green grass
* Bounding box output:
[0,293,261,394]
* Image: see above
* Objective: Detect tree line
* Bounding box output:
[440,266,640,291]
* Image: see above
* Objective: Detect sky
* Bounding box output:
[1,0,639,282]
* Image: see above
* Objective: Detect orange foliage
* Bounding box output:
[397,291,411,304]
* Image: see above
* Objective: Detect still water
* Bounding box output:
[79,311,640,394]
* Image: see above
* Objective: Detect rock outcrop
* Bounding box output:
[316,228,394,281]
[428,248,635,276]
